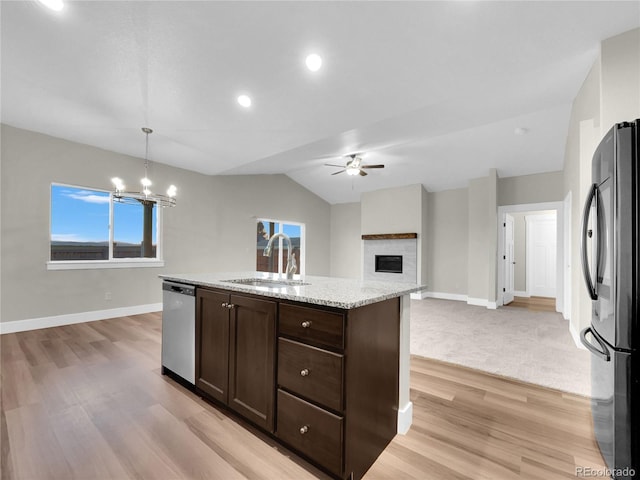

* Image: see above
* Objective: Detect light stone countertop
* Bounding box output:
[159,271,423,309]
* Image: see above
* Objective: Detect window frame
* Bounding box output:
[256,218,305,276]
[47,182,165,270]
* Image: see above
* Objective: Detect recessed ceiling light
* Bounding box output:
[514,127,529,135]
[305,54,322,72]
[38,0,64,11]
[237,95,252,108]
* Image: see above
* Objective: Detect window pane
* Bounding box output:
[283,223,301,275]
[113,200,157,258]
[50,185,110,260]
[257,220,276,273]
[256,220,302,275]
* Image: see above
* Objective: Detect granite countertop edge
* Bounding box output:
[159,272,424,309]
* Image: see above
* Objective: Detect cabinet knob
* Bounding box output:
[227,303,235,309]
[221,302,228,308]
[300,368,310,377]
[301,320,312,329]
[299,425,309,435]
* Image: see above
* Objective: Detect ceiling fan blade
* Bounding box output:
[361,164,385,169]
[359,170,368,176]
[331,169,346,175]
[324,163,346,168]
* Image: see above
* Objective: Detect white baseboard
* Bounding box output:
[570,322,587,350]
[420,293,497,310]
[422,291,468,302]
[397,401,413,435]
[0,303,163,334]
[410,290,428,300]
[467,297,497,309]
[514,290,529,297]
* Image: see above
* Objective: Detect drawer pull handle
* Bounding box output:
[299,425,309,435]
[300,368,310,377]
[301,320,312,328]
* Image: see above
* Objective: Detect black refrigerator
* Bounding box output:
[580,119,639,480]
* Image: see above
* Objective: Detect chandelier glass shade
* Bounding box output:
[111,128,177,207]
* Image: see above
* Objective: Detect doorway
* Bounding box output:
[497,202,564,315]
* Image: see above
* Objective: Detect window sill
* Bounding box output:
[47,259,165,270]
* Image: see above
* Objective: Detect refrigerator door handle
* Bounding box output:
[580,327,610,362]
[581,183,598,300]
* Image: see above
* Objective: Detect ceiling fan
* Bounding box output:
[325,154,385,176]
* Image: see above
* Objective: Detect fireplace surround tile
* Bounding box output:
[363,238,417,283]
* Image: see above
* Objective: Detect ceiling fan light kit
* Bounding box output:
[325,154,385,177]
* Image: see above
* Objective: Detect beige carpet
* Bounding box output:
[410,298,591,396]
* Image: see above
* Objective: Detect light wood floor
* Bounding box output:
[506,296,557,312]
[1,313,606,479]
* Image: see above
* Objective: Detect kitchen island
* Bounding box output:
[160,272,421,480]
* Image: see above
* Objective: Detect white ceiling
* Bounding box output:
[2,1,639,204]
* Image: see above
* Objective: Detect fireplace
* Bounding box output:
[375,255,403,274]
[362,233,417,283]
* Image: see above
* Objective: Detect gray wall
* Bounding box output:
[211,174,330,275]
[420,187,429,289]
[498,171,563,206]
[361,183,428,286]
[329,202,361,279]
[1,125,331,323]
[361,184,423,235]
[562,27,640,335]
[601,28,640,132]
[426,188,468,295]
[467,170,498,303]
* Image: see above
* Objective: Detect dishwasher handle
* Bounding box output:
[162,281,196,296]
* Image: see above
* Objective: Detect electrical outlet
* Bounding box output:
[105,291,112,301]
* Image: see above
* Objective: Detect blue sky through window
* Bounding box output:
[51,185,155,244]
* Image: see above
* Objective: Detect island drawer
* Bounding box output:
[278,338,344,412]
[279,303,344,349]
[276,389,343,477]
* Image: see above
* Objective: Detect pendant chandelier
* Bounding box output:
[111,127,177,207]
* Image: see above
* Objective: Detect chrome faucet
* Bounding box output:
[263,233,297,279]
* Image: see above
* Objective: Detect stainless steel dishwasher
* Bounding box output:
[162,281,196,385]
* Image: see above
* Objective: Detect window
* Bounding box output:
[256,219,304,276]
[49,184,163,269]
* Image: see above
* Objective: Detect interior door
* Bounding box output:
[503,214,515,305]
[528,214,557,298]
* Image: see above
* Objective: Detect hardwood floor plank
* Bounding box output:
[185,408,328,480]
[0,408,14,480]
[48,405,130,480]
[4,404,74,479]
[1,334,23,364]
[81,394,185,479]
[133,403,248,479]
[0,312,606,480]
[1,360,41,411]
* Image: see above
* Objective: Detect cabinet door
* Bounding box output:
[228,294,276,432]
[195,289,229,403]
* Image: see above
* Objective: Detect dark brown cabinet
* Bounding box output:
[195,287,400,480]
[276,299,400,480]
[196,288,276,432]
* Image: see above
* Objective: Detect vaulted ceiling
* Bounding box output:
[2,1,639,203]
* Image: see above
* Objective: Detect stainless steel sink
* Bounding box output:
[222,278,310,289]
